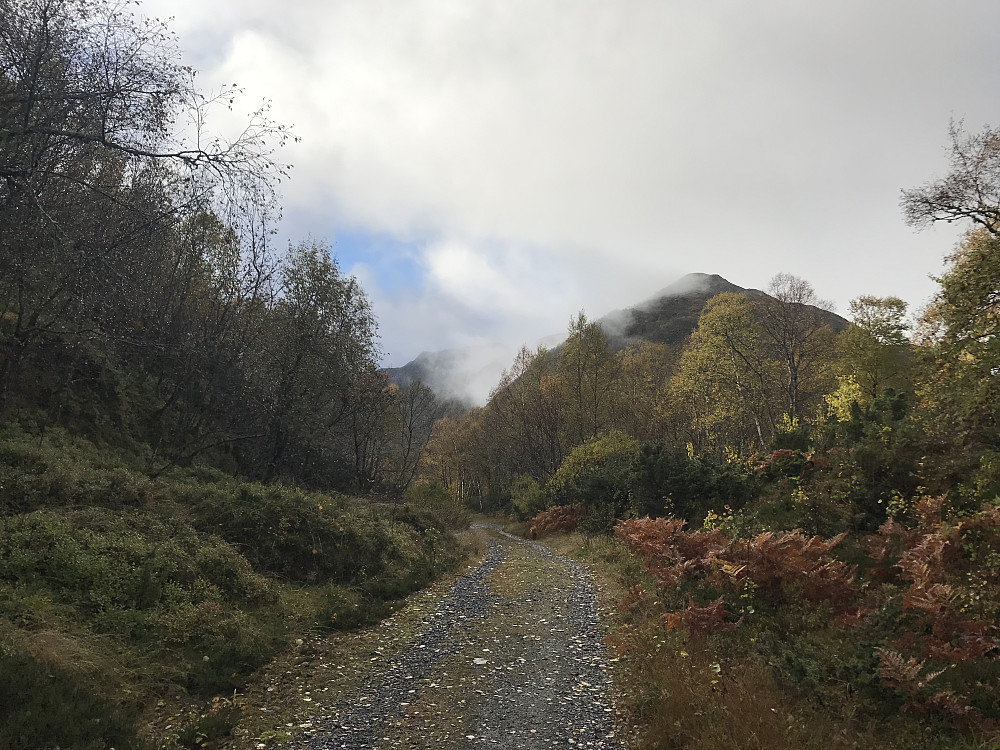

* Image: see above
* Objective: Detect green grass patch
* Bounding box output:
[0,427,468,749]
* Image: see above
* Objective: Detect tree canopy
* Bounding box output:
[0,0,433,494]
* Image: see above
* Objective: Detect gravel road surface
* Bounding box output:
[291,523,620,749]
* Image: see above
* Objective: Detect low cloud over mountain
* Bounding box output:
[385,272,848,404]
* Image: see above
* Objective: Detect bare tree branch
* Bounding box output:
[902,120,1000,237]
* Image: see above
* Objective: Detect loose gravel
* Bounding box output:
[291,523,621,749]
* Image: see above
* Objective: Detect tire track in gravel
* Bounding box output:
[291,523,620,749]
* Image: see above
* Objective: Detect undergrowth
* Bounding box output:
[592,499,1000,748]
[0,423,467,749]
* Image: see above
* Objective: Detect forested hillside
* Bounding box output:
[0,0,452,494]
[0,2,464,748]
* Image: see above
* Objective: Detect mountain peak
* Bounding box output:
[639,273,754,306]
[599,272,757,348]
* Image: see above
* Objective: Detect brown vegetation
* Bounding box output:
[525,504,585,539]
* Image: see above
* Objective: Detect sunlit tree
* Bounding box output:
[668,293,780,453]
[559,312,619,444]
[756,273,837,420]
[836,296,911,402]
[915,228,1000,450]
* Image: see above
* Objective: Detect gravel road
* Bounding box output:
[291,523,621,749]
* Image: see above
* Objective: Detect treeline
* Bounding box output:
[0,0,443,495]
[420,125,1000,534]
[420,276,903,523]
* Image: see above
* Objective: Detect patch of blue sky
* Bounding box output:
[328,228,426,294]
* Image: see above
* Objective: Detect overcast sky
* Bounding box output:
[143,0,1000,374]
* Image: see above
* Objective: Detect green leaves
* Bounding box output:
[915,228,1000,454]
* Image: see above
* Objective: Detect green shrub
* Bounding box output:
[0,425,152,514]
[545,432,641,534]
[510,474,546,519]
[548,430,638,502]
[736,487,854,537]
[169,476,465,623]
[956,450,1000,510]
[402,480,449,507]
[0,508,275,610]
[169,479,396,583]
[578,500,622,536]
[810,390,922,529]
[0,507,282,691]
[632,442,758,523]
[402,481,470,529]
[771,413,812,451]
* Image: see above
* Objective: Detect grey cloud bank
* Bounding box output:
[142,0,999,367]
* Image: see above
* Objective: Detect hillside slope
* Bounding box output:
[387,273,849,400]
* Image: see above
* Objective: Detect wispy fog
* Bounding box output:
[396,272,747,406]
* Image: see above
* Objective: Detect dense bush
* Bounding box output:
[544,431,640,533]
[0,425,153,514]
[770,413,813,451]
[631,442,758,523]
[0,507,280,690]
[547,431,639,505]
[167,478,417,584]
[539,435,760,534]
[402,481,471,529]
[510,474,547,519]
[0,508,275,611]
[736,485,855,538]
[812,391,922,528]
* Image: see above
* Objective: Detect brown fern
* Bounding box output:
[876,648,943,696]
[735,530,857,610]
[615,518,857,611]
[663,597,740,635]
[526,504,584,539]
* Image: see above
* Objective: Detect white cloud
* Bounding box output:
[422,239,559,319]
[142,0,997,368]
[353,238,581,366]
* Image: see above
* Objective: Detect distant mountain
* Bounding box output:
[596,272,847,350]
[384,272,849,403]
[597,273,763,350]
[383,345,513,405]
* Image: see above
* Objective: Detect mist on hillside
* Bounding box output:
[597,272,722,345]
[385,342,519,405]
[387,272,731,405]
